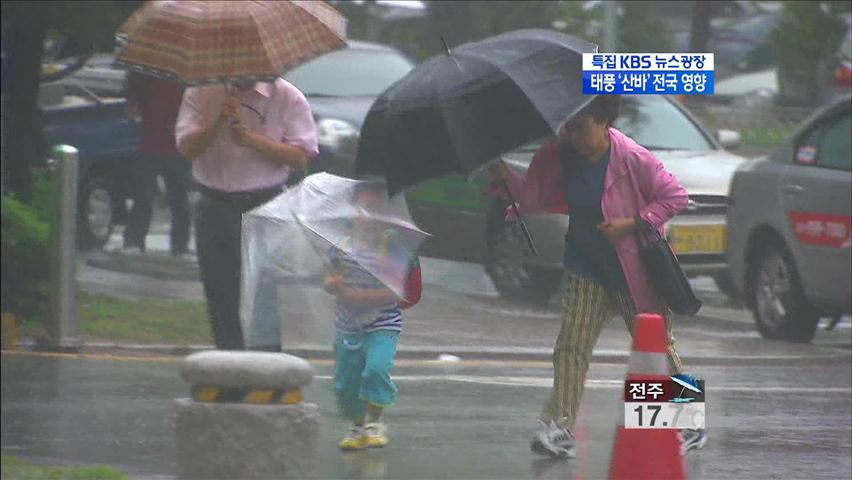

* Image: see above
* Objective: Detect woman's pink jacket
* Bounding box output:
[501,127,688,313]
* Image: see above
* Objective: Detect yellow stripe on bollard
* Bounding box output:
[190,385,304,404]
[193,386,221,402]
[281,389,303,405]
[244,389,277,404]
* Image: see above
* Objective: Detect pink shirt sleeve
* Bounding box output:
[635,149,689,229]
[175,85,220,151]
[278,81,319,157]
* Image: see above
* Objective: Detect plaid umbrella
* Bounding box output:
[115,0,347,86]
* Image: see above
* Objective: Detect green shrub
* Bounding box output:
[1,173,52,323]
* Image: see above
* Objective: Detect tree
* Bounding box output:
[688,1,713,53]
[773,1,848,106]
[1,1,140,202]
[617,1,674,53]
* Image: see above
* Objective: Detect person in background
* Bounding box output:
[175,78,318,350]
[121,71,191,257]
[489,94,707,459]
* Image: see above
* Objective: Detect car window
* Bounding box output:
[817,114,852,171]
[284,49,413,97]
[508,96,716,160]
[795,113,852,171]
[614,96,715,151]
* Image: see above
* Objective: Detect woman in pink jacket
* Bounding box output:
[490,95,706,459]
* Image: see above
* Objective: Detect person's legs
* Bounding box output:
[194,195,244,350]
[335,336,369,422]
[358,330,399,448]
[159,155,192,255]
[614,294,682,375]
[335,336,369,450]
[123,155,158,250]
[539,274,613,429]
[534,274,613,459]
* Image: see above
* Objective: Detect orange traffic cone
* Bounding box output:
[608,313,686,480]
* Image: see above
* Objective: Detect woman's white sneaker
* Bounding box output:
[530,420,575,459]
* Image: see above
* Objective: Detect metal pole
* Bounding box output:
[43,144,82,352]
[603,1,618,53]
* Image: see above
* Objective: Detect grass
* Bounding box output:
[739,123,797,149]
[1,455,128,480]
[18,292,211,345]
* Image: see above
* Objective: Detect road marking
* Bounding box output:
[1,350,182,363]
[7,351,850,393]
[314,374,852,393]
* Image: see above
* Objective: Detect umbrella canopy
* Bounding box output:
[115,0,347,85]
[355,29,598,195]
[671,374,702,393]
[240,173,429,346]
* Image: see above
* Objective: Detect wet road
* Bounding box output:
[10,214,850,478]
[2,351,850,480]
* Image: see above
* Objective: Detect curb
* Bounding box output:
[14,340,851,367]
[85,253,200,282]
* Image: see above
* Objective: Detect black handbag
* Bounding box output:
[635,217,702,316]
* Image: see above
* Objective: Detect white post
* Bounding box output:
[603,1,618,53]
[44,144,82,352]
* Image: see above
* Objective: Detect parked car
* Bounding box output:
[283,40,415,177]
[707,14,852,107]
[726,94,851,342]
[39,81,138,250]
[404,95,748,303]
[62,53,128,97]
[671,9,783,78]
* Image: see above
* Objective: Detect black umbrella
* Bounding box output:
[355,29,598,254]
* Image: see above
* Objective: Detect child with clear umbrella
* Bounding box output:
[322,181,423,450]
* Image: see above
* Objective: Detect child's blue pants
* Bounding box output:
[334,330,400,421]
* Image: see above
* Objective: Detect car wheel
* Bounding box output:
[750,246,819,343]
[485,219,562,305]
[78,175,115,250]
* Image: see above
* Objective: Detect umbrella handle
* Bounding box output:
[500,178,537,257]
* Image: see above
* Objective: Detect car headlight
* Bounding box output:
[317,118,359,152]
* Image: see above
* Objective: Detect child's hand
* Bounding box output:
[323,275,344,294]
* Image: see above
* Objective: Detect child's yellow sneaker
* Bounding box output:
[340,426,368,450]
[364,422,389,448]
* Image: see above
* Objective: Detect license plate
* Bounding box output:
[669,225,727,254]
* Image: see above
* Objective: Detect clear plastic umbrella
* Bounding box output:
[240,173,430,349]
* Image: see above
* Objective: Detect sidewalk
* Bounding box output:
[71,225,852,367]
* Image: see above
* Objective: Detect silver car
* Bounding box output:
[407,95,748,303]
[726,95,852,342]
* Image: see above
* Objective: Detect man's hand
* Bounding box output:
[221,93,241,124]
[598,217,637,244]
[228,119,254,147]
[488,160,509,186]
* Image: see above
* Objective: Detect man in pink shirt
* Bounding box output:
[176,79,319,350]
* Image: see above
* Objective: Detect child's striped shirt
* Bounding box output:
[330,248,403,335]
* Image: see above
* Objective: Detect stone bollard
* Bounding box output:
[175,351,319,479]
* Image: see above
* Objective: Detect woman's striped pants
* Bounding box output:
[539,273,683,430]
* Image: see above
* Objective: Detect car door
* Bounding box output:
[405,173,491,263]
[781,109,852,312]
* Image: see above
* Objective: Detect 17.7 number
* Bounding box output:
[634,405,662,426]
